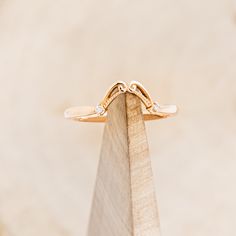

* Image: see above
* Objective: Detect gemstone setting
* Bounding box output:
[95,105,105,115]
[152,102,160,112]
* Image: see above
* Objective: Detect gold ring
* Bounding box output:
[64,81,178,122]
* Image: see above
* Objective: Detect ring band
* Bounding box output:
[64,81,178,122]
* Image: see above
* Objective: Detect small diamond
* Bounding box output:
[153,102,160,112]
[95,105,105,115]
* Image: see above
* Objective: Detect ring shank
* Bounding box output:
[64,106,176,122]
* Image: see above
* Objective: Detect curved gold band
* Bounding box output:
[64,81,178,122]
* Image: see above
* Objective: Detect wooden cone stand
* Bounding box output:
[87,92,161,236]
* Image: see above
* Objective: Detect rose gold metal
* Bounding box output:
[64,81,178,122]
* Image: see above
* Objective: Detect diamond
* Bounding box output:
[153,102,160,112]
[95,105,105,115]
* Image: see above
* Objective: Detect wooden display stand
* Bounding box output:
[87,92,161,236]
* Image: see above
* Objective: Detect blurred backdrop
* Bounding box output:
[0,0,236,235]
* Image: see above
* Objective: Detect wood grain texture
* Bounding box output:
[87,93,160,236]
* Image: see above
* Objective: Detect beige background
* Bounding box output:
[0,0,236,235]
